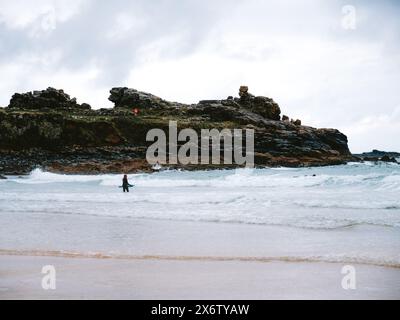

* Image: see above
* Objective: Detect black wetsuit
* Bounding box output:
[122,177,129,193]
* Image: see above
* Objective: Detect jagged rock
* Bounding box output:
[109,86,281,120]
[282,115,289,121]
[236,86,281,120]
[109,87,176,109]
[8,87,91,110]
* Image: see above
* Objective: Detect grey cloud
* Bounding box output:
[0,0,229,86]
[0,0,399,151]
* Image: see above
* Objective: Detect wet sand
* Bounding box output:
[1,255,399,300]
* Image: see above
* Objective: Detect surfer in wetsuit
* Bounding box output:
[122,174,130,193]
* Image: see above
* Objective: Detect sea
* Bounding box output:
[0,162,399,268]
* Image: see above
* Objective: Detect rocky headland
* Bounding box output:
[0,86,355,175]
[353,150,400,163]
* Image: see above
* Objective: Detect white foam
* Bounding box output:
[7,164,400,190]
[1,165,400,230]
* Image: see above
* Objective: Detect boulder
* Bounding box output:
[239,86,249,97]
[80,103,91,110]
[282,115,289,121]
[8,87,90,110]
[237,86,281,120]
[109,87,173,109]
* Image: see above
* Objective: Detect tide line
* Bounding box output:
[0,249,399,269]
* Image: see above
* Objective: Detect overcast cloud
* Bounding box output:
[0,0,399,152]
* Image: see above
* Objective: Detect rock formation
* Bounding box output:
[353,150,399,163]
[0,86,355,174]
[236,86,281,120]
[8,87,91,110]
[109,87,178,109]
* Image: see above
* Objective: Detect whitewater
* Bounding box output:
[1,162,400,269]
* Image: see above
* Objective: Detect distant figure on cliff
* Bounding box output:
[132,108,140,116]
[122,174,132,192]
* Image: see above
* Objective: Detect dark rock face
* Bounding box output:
[0,86,355,174]
[353,151,398,163]
[353,150,400,163]
[8,87,91,110]
[0,147,149,175]
[0,111,123,150]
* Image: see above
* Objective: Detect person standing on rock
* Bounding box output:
[122,174,131,193]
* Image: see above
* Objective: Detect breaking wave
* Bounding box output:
[1,164,400,230]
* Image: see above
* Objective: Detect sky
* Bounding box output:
[0,0,399,153]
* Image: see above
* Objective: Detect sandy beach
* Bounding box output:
[1,254,400,300]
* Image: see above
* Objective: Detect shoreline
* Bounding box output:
[3,159,399,177]
[1,249,400,270]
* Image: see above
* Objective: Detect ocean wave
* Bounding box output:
[292,199,400,210]
[6,166,395,189]
[1,249,399,269]
[2,166,400,231]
